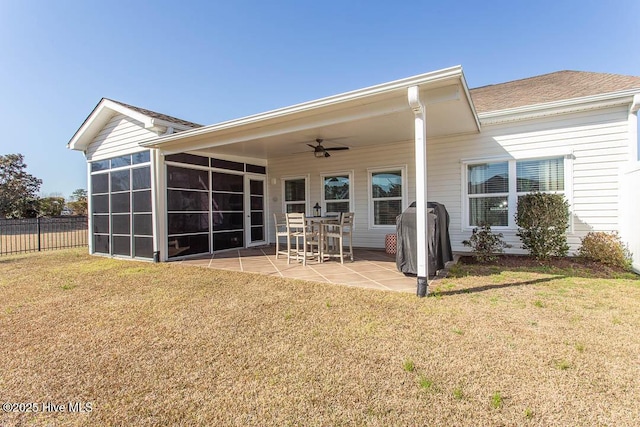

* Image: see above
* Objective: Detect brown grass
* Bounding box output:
[1,249,639,426]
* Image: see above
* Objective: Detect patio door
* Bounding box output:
[245,175,266,247]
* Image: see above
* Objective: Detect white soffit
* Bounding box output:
[142,66,480,158]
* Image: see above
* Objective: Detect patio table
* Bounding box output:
[305,216,340,262]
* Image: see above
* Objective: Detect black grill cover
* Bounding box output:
[396,202,453,277]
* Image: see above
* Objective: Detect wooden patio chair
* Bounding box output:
[273,213,289,259]
[322,212,354,264]
[285,212,320,266]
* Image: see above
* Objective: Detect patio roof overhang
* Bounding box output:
[140,65,480,159]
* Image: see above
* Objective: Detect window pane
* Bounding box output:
[167,166,209,190]
[93,215,109,234]
[211,172,243,192]
[94,234,109,254]
[132,151,150,165]
[111,193,130,213]
[112,235,131,256]
[92,195,109,214]
[111,155,131,169]
[324,175,349,200]
[165,153,209,167]
[168,190,209,211]
[132,167,151,190]
[469,197,508,227]
[374,200,401,225]
[246,164,266,174]
[168,234,209,258]
[517,158,564,192]
[468,163,508,194]
[286,203,305,214]
[133,190,152,213]
[112,214,130,235]
[212,192,243,211]
[134,214,153,236]
[251,226,264,242]
[111,170,130,192]
[250,180,264,195]
[372,171,402,198]
[211,158,244,171]
[213,231,243,251]
[134,237,153,258]
[91,173,109,194]
[212,212,244,231]
[251,212,263,226]
[250,195,263,210]
[285,179,305,202]
[91,160,109,172]
[168,213,209,234]
[326,201,349,213]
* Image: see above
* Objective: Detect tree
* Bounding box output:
[0,153,42,218]
[67,188,88,216]
[38,196,66,217]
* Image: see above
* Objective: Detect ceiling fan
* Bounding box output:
[308,139,349,158]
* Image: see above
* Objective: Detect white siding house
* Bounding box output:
[68,67,640,274]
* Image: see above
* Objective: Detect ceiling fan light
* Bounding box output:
[314,150,325,158]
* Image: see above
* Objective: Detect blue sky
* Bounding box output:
[0,0,638,198]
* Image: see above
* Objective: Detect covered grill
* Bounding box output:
[396,202,453,277]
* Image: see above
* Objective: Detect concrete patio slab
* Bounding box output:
[178,246,427,294]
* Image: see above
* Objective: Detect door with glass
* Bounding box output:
[245,175,266,246]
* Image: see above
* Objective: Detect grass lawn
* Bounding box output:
[1,249,639,426]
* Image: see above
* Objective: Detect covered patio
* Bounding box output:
[178,246,446,293]
[142,66,479,296]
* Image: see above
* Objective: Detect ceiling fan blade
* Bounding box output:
[307,144,318,149]
[324,147,349,151]
[324,151,330,157]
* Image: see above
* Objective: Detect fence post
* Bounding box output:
[37,217,41,252]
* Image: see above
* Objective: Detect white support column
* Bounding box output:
[86,161,93,254]
[408,86,429,297]
[152,149,167,262]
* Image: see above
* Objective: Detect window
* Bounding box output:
[369,167,405,227]
[89,151,152,259]
[322,173,352,213]
[465,157,565,228]
[468,162,509,227]
[283,177,307,214]
[166,164,210,258]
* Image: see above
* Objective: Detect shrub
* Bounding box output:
[515,192,569,259]
[578,231,632,270]
[462,224,511,263]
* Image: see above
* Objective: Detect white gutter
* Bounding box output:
[141,65,471,148]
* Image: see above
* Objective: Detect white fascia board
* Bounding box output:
[140,65,470,149]
[67,99,192,152]
[478,89,640,125]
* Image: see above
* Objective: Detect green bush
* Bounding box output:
[462,224,511,263]
[578,231,632,270]
[515,192,569,259]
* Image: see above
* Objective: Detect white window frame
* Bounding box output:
[461,155,572,231]
[320,170,354,214]
[282,175,309,214]
[367,165,408,229]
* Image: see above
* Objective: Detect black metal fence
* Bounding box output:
[0,216,88,256]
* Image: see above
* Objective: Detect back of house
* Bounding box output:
[67,67,640,273]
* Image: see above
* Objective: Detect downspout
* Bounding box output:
[408,86,429,297]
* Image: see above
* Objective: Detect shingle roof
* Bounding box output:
[106,98,202,128]
[469,70,640,114]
